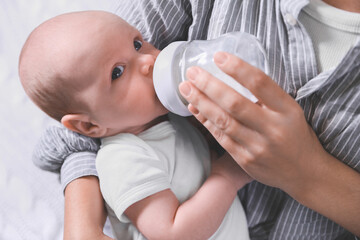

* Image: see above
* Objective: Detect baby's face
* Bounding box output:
[58,12,168,135]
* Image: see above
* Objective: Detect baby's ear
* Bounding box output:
[61,114,106,138]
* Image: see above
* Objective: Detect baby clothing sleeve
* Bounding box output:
[32,123,100,191]
[96,134,171,223]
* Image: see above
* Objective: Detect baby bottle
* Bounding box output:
[153,32,269,116]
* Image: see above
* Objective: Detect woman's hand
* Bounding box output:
[179,51,360,236]
[178,51,327,198]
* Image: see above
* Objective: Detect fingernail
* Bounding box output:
[214,52,228,65]
[186,67,199,82]
[179,82,192,97]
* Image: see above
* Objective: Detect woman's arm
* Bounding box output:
[125,153,252,240]
[178,51,360,236]
[64,176,113,240]
[32,124,108,239]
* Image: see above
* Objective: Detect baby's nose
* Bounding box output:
[139,54,156,76]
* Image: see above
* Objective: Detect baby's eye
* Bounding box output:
[134,40,142,51]
[112,65,124,81]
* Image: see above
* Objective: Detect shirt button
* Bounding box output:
[285,13,297,26]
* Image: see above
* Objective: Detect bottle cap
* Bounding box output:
[153,41,192,117]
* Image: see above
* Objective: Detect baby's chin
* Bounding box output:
[155,94,170,115]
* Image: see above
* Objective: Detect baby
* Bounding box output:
[19,11,251,240]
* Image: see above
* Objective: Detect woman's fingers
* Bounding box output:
[189,103,254,165]
[183,80,263,160]
[214,52,293,112]
[183,66,267,133]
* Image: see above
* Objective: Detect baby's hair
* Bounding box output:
[19,65,79,121]
[19,18,85,122]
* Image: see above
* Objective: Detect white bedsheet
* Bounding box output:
[0,1,119,239]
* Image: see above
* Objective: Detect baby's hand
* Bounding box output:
[211,152,253,190]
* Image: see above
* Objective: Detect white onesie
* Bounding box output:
[96,114,249,240]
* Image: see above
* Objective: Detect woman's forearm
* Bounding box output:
[293,151,360,236]
[64,176,112,240]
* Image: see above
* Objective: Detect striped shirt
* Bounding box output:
[34,0,360,239]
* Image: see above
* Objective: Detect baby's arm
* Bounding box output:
[125,152,252,240]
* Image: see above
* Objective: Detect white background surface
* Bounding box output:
[0,1,119,239]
